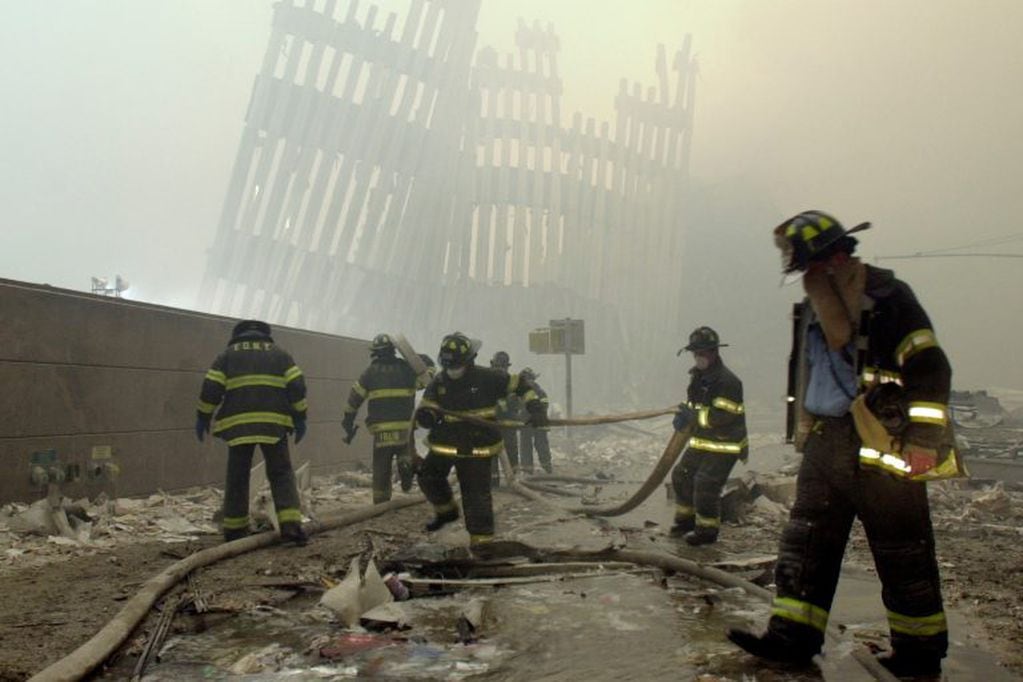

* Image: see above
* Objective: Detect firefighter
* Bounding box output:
[342,334,421,504]
[728,211,962,677]
[196,320,308,545]
[416,332,546,549]
[669,327,748,545]
[489,350,520,484]
[517,367,553,474]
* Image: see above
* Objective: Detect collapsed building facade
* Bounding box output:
[198,0,697,407]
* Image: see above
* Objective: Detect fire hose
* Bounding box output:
[430,405,686,517]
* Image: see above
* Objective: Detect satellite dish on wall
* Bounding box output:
[115,275,130,293]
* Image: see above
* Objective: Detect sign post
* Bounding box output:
[529,318,585,420]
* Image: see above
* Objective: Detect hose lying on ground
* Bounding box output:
[503,429,691,518]
[29,496,427,682]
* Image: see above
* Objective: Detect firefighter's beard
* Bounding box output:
[446,366,467,380]
[803,258,866,350]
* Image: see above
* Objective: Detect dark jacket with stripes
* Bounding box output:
[419,365,542,457]
[685,359,748,459]
[344,356,420,435]
[196,331,307,447]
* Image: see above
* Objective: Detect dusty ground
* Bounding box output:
[1,431,1021,680]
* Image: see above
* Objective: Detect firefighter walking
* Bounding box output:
[415,332,546,549]
[196,320,308,545]
[728,210,963,677]
[342,334,422,504]
[670,327,747,545]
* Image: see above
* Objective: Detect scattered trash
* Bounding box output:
[360,602,412,631]
[457,598,487,643]
[384,572,411,601]
[320,558,394,627]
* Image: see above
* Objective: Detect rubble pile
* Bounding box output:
[0,472,378,575]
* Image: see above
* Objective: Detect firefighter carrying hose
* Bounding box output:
[342,333,423,504]
[416,332,547,549]
[728,210,964,677]
[669,327,748,545]
[196,320,308,545]
[489,350,520,485]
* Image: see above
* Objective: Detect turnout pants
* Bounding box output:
[419,452,495,544]
[767,415,947,661]
[519,427,552,473]
[671,448,738,536]
[222,439,302,534]
[372,430,413,504]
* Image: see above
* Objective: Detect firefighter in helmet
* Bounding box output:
[196,320,308,545]
[342,333,420,503]
[489,350,521,484]
[670,326,748,545]
[518,367,553,474]
[727,210,962,677]
[416,333,546,549]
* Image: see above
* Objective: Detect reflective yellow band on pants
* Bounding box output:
[688,436,748,454]
[429,442,503,457]
[197,400,217,415]
[695,513,720,528]
[887,610,947,636]
[433,500,458,515]
[675,504,694,517]
[772,597,829,633]
[277,508,302,523]
[470,534,494,545]
[222,515,250,530]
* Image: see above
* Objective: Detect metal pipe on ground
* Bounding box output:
[28,496,426,682]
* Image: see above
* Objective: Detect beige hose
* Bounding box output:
[432,406,677,430]
[29,496,426,682]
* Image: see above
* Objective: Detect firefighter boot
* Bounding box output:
[727,628,819,665]
[669,518,695,538]
[223,528,250,543]
[425,508,460,532]
[280,521,309,547]
[876,651,941,678]
[397,459,415,493]
[684,528,719,546]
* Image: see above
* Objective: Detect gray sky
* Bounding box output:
[1,0,1021,390]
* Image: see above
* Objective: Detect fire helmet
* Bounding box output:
[773,210,871,273]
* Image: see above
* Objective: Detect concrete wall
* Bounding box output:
[0,278,373,503]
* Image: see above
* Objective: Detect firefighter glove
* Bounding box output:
[294,417,307,444]
[673,403,694,432]
[195,415,210,442]
[416,407,441,429]
[341,413,357,443]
